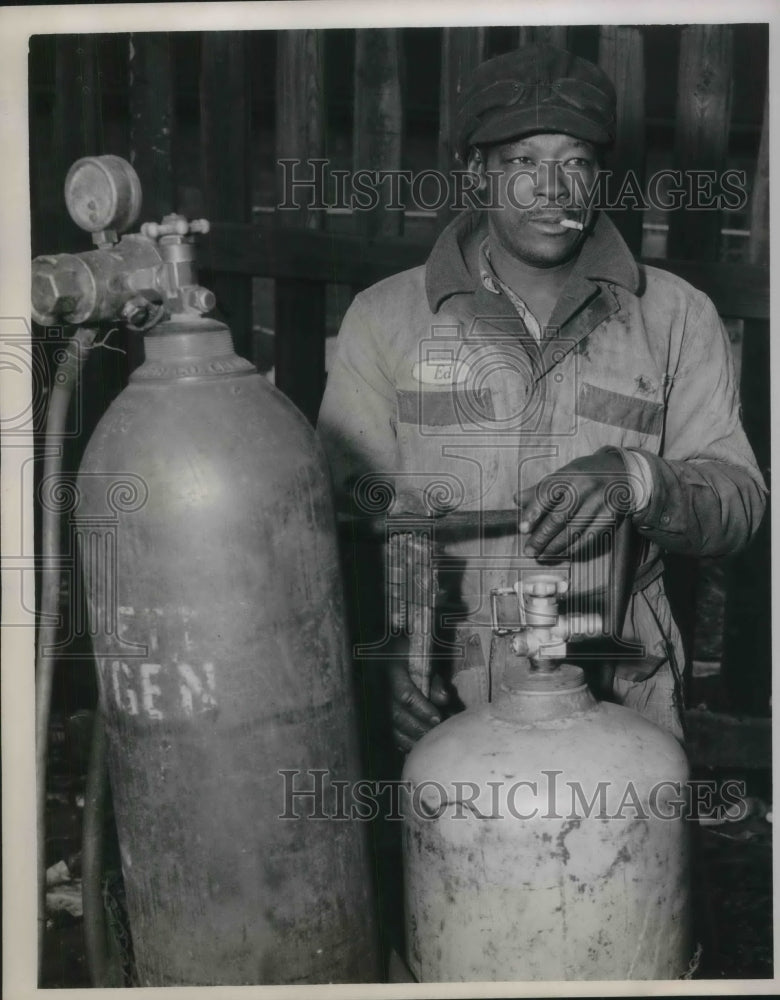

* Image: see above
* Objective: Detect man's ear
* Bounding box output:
[466,146,488,192]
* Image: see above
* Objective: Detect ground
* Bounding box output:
[41,710,772,987]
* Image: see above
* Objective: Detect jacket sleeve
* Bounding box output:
[632,293,767,556]
[316,293,400,513]
[317,295,415,653]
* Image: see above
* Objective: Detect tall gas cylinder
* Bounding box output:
[75,315,379,984]
[402,656,691,981]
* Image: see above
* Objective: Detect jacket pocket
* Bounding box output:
[397,387,495,428]
[576,381,663,437]
[395,388,500,508]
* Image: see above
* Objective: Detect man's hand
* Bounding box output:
[388,662,450,753]
[515,448,635,559]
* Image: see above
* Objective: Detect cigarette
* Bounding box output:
[559,219,584,231]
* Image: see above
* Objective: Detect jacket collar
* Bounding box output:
[425,209,640,314]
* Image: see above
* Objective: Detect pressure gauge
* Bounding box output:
[64,155,142,234]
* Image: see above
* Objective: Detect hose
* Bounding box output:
[82,708,111,985]
[35,326,98,982]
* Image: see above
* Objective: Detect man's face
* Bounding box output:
[470,132,599,268]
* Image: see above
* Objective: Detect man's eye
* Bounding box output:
[507,155,534,165]
[565,157,593,168]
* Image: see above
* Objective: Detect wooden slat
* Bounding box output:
[748,85,769,266]
[721,87,770,718]
[53,35,102,170]
[350,29,402,295]
[741,89,770,468]
[126,33,174,375]
[598,27,646,255]
[438,27,487,171]
[353,29,403,239]
[720,320,770,717]
[45,35,103,256]
[518,26,569,49]
[49,36,131,405]
[684,709,770,768]
[274,30,327,424]
[201,222,769,320]
[203,222,422,285]
[437,27,486,226]
[276,30,325,232]
[666,14,738,682]
[129,33,174,223]
[668,26,733,261]
[200,32,253,363]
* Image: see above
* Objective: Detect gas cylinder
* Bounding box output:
[76,315,378,984]
[33,155,379,985]
[402,654,691,981]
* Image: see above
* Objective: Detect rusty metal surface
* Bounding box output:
[403,685,692,981]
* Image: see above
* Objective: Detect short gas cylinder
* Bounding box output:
[402,655,691,981]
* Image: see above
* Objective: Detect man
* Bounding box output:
[317,43,766,750]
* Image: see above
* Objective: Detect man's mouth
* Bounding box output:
[527,213,584,234]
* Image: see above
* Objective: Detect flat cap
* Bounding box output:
[454,43,616,161]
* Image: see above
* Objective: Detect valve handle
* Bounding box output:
[516,571,570,597]
[140,216,211,240]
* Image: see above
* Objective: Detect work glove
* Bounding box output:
[514,447,639,559]
[388,659,450,753]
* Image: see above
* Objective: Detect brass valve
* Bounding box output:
[491,567,602,664]
[31,156,215,330]
[140,217,211,240]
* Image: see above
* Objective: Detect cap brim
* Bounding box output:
[469,106,612,148]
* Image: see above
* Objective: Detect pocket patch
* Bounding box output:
[577,381,663,436]
[397,387,495,427]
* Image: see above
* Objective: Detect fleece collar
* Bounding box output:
[425,209,641,314]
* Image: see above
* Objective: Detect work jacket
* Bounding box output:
[317,210,766,739]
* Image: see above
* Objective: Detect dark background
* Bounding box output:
[28,24,772,985]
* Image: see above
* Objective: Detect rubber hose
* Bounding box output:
[35,326,98,982]
[82,709,111,986]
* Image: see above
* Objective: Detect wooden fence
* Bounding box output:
[28,25,770,753]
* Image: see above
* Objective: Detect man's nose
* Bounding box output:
[534,160,569,204]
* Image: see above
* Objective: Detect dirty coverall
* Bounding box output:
[317,209,766,743]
